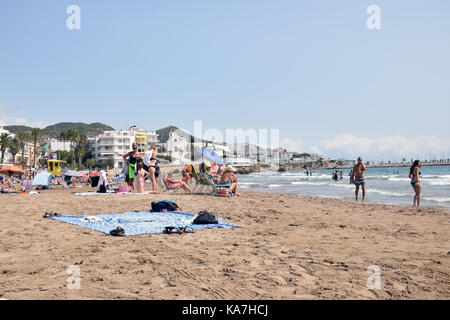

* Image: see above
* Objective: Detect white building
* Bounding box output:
[225,156,254,167]
[278,151,294,164]
[166,130,190,164]
[90,126,158,169]
[48,138,71,152]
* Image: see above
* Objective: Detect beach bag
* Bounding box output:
[150,200,180,212]
[98,184,106,193]
[193,211,218,224]
[110,227,125,237]
[90,176,100,187]
[118,185,131,193]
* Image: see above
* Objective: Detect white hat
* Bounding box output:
[224,165,236,172]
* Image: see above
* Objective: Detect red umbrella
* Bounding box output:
[89,172,100,177]
[0,166,25,175]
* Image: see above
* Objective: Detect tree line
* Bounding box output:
[0,128,113,170]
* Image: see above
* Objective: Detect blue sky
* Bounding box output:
[1,0,449,161]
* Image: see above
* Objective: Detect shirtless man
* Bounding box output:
[351,157,367,202]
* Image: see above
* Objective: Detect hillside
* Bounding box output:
[4,122,115,138]
[156,126,216,145]
[156,126,194,143]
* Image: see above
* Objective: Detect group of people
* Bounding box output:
[348,157,423,207]
[119,143,241,196]
[122,143,159,193]
[181,161,240,196]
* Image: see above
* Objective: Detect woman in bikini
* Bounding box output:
[123,143,142,192]
[136,162,150,193]
[409,160,422,207]
[147,145,158,193]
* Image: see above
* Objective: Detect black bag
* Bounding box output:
[193,211,218,224]
[98,184,106,193]
[91,176,100,187]
[150,200,180,212]
[110,227,125,236]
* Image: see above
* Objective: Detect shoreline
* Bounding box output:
[0,187,449,299]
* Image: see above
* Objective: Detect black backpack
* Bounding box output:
[150,200,180,212]
[193,211,218,224]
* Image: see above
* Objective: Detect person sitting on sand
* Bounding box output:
[409,160,422,207]
[351,157,367,202]
[219,165,240,196]
[164,172,193,193]
[97,170,109,193]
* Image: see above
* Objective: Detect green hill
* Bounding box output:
[4,122,115,138]
[156,126,217,146]
[43,122,114,137]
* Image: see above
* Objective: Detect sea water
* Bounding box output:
[237,165,450,209]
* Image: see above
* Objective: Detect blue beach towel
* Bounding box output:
[51,211,238,236]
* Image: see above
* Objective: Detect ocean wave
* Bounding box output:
[369,189,409,197]
[423,197,450,203]
[427,181,450,186]
[291,181,328,186]
[387,177,411,182]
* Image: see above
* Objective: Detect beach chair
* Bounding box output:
[191,164,214,193]
[212,184,233,197]
[162,176,182,193]
[192,164,231,195]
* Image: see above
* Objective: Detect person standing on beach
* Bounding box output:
[123,143,142,192]
[351,157,366,202]
[146,144,158,193]
[409,160,422,207]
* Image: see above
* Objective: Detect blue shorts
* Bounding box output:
[354,177,365,186]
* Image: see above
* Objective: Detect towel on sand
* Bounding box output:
[51,211,238,236]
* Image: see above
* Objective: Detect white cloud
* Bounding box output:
[280,138,304,153]
[0,104,46,128]
[313,133,450,161]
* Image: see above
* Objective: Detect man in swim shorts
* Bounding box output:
[351,157,367,202]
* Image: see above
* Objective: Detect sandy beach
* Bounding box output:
[0,186,449,300]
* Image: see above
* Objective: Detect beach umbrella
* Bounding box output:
[0,166,25,175]
[195,148,223,166]
[63,170,83,177]
[32,172,52,186]
[89,172,100,177]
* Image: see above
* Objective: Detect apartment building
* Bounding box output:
[90,126,158,169]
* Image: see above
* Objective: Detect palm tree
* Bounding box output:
[8,137,21,163]
[31,128,42,169]
[75,145,85,170]
[76,134,88,170]
[67,128,79,165]
[16,131,30,164]
[0,133,11,163]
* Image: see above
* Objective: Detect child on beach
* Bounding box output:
[136,162,150,194]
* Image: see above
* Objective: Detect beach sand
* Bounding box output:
[0,186,449,300]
